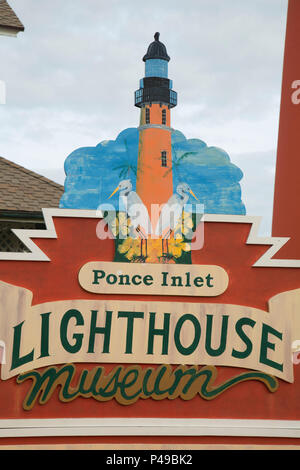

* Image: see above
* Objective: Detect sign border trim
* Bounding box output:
[0,208,295,267]
[0,418,299,438]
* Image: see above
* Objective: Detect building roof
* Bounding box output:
[0,0,24,32]
[0,156,64,214]
[143,32,170,62]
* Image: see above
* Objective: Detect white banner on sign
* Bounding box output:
[0,281,299,382]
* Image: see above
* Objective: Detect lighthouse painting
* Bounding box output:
[60,33,245,264]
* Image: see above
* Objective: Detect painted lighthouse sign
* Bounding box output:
[1,31,300,439]
[96,32,204,265]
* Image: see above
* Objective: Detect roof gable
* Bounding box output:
[0,157,64,212]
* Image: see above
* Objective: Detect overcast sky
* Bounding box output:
[0,0,288,234]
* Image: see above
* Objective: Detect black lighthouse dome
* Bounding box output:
[143,32,170,62]
[135,32,177,108]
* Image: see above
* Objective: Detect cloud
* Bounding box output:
[60,127,245,216]
[171,130,245,215]
[60,127,139,209]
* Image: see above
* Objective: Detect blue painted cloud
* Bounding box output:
[59,127,246,215]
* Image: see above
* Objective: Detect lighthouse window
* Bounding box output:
[135,90,143,104]
[170,90,177,106]
[162,109,166,125]
[145,108,150,124]
[161,151,167,167]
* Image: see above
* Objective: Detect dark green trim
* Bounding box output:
[0,210,44,221]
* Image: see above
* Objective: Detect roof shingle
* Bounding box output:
[0,0,24,31]
[0,156,64,212]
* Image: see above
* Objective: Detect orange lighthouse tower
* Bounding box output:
[134,33,177,217]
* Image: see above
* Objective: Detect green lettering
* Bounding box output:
[106,274,117,284]
[97,366,122,398]
[119,369,142,401]
[205,315,228,357]
[232,317,256,359]
[153,365,173,395]
[174,314,201,355]
[171,276,183,287]
[92,270,105,284]
[39,312,51,359]
[11,321,34,371]
[88,310,112,354]
[143,275,153,286]
[17,364,78,409]
[260,324,283,372]
[118,274,130,285]
[132,274,142,285]
[147,312,170,355]
[60,309,84,354]
[194,276,203,287]
[185,272,191,287]
[77,368,103,396]
[206,274,214,287]
[161,272,168,286]
[118,311,144,353]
